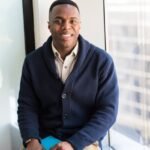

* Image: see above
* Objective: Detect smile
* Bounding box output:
[61,33,73,40]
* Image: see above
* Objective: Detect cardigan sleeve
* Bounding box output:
[17,58,40,143]
[67,56,119,150]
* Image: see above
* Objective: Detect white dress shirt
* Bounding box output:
[52,42,79,83]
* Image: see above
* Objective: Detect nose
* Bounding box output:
[62,21,71,30]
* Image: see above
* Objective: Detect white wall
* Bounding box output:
[0,0,25,149]
[76,0,105,49]
[33,0,105,49]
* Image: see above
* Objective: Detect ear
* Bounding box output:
[48,22,51,30]
[79,21,81,30]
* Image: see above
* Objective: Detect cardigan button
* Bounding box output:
[61,93,67,99]
[64,113,68,119]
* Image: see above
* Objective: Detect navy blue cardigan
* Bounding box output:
[17,35,119,149]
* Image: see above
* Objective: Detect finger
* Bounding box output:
[50,144,58,150]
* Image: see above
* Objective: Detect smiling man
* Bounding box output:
[17,0,119,150]
[48,2,81,60]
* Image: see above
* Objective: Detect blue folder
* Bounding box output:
[41,136,61,150]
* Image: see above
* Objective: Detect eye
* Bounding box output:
[70,19,79,25]
[53,19,63,25]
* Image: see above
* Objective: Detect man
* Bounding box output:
[17,0,119,150]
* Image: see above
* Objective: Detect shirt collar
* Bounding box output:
[51,41,79,59]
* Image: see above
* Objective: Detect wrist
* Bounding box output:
[25,138,39,147]
[66,141,75,150]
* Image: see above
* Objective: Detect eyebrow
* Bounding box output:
[54,16,80,20]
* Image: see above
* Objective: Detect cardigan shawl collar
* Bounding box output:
[42,35,94,86]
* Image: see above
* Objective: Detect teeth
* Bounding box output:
[62,34,71,37]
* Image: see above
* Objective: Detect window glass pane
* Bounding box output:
[0,0,25,149]
[105,0,150,149]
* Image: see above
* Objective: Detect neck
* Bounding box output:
[53,42,77,60]
[59,50,72,60]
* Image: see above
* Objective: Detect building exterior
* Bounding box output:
[105,0,150,147]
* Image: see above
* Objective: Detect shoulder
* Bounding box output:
[22,47,44,73]
[26,46,43,61]
[79,35,113,63]
[25,37,52,64]
[87,42,113,66]
[94,46,112,62]
[24,39,49,67]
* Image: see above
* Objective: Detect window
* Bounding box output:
[104,0,150,149]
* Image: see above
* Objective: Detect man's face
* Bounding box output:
[48,4,81,51]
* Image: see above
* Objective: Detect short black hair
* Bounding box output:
[49,0,80,13]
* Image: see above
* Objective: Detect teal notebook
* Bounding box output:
[41,136,61,150]
[25,136,61,150]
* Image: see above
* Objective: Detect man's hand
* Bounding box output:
[51,141,74,150]
[26,139,43,150]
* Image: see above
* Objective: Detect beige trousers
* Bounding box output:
[83,141,100,150]
[21,142,101,150]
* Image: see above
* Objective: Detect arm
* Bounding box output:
[67,57,119,149]
[17,58,41,145]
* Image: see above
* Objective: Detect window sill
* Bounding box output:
[110,129,149,150]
